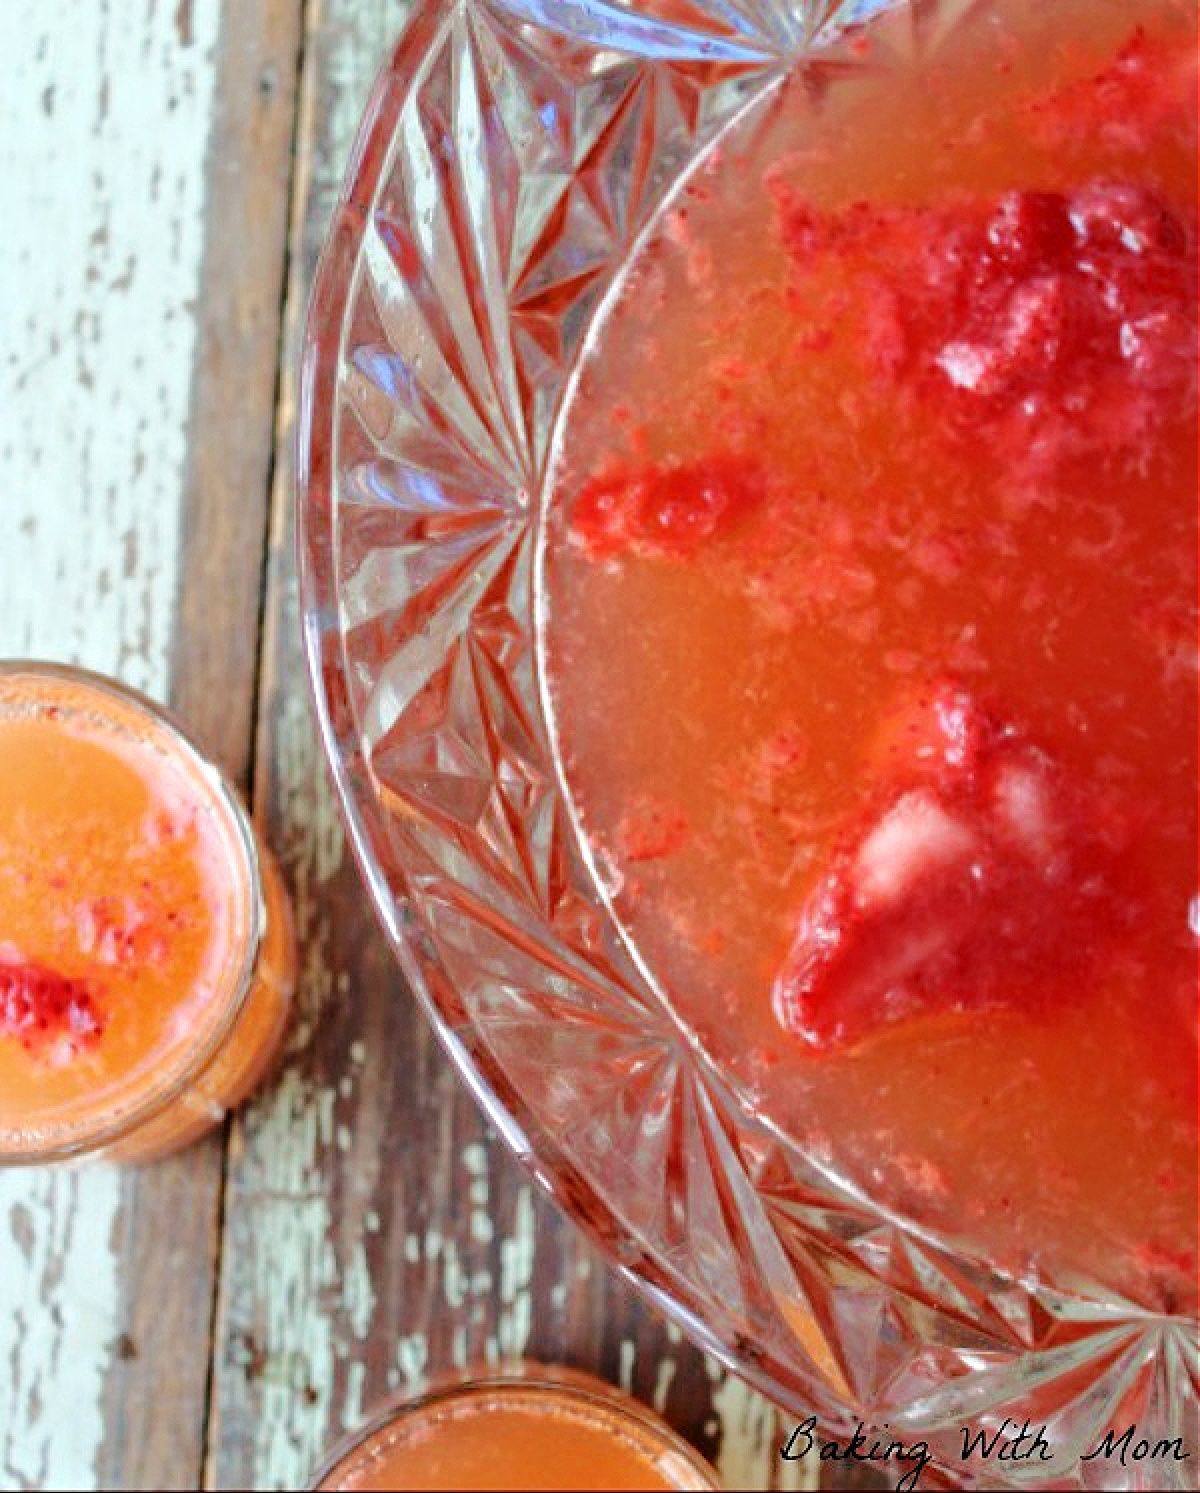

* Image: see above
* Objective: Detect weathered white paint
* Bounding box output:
[493,1184,536,1362]
[0,2,221,1488]
[209,9,415,1483]
[618,1338,639,1394]
[707,1369,820,1492]
[463,1139,495,1243]
[614,1323,819,1490]
[653,1355,678,1414]
[0,0,220,679]
[236,684,356,1483]
[393,1332,429,1393]
[0,1169,119,1491]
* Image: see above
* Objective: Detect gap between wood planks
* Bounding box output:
[162,0,314,1485]
[182,3,828,1485]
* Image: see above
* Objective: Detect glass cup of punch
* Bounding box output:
[0,662,295,1163]
[297,1,1199,1487]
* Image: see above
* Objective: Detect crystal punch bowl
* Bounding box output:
[297,1,1198,1485]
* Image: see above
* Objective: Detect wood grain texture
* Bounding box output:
[207,2,823,1488]
[168,0,305,782]
[0,3,223,1488]
[101,3,307,1490]
[0,2,304,1488]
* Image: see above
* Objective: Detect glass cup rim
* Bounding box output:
[0,658,267,1164]
[307,1363,722,1492]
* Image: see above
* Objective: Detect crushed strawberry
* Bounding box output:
[568,453,763,561]
[868,677,1003,786]
[773,683,1137,1050]
[0,960,106,1056]
[773,177,1195,475]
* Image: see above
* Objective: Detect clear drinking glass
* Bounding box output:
[310,1366,720,1491]
[0,662,295,1163]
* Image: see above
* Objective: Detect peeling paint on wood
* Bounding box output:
[0,0,219,687]
[707,1370,820,1491]
[0,0,307,1487]
[0,1170,121,1492]
[0,3,221,1489]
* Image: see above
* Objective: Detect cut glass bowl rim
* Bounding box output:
[294,1,834,1419]
[295,0,1197,1474]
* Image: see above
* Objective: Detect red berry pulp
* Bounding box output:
[0,961,105,1055]
[0,668,295,1161]
[544,0,1197,1308]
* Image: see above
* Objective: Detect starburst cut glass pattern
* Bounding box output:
[298,2,1198,1486]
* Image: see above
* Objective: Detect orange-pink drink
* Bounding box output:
[312,1371,720,1492]
[545,0,1197,1306]
[0,663,294,1162]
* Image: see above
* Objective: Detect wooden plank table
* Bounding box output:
[0,4,884,1489]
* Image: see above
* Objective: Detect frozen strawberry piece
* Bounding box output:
[868,677,1002,786]
[935,270,1085,398]
[1069,183,1187,257]
[0,960,106,1055]
[569,453,763,561]
[774,174,1196,470]
[773,685,1135,1050]
[984,190,1076,269]
[923,185,1195,425]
